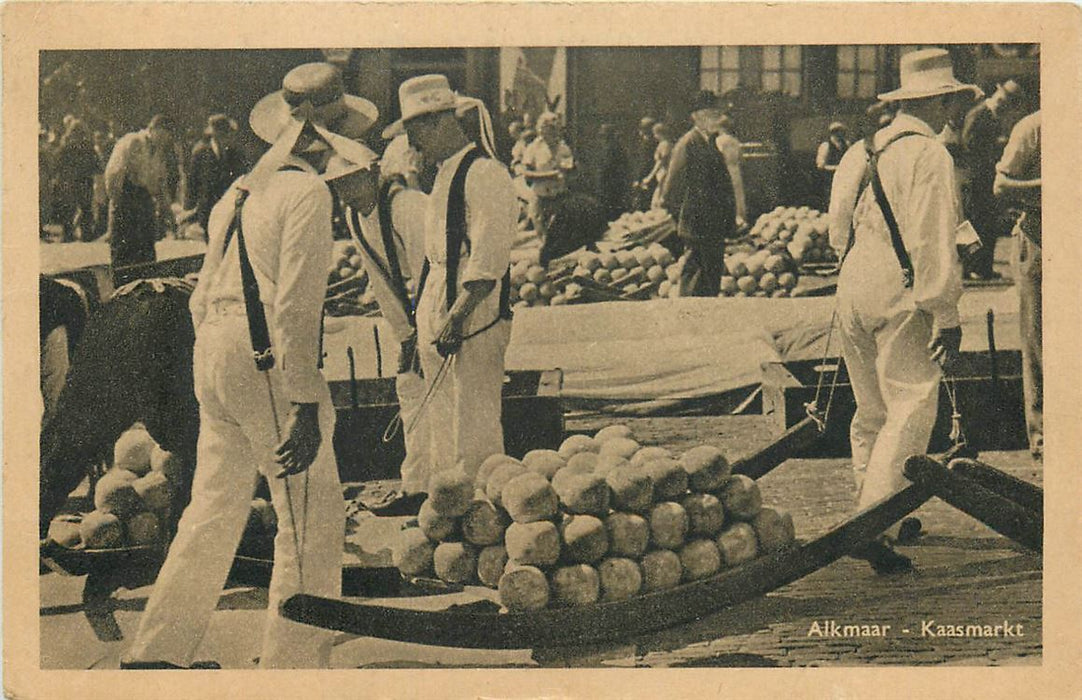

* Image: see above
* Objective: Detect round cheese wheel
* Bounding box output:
[565,452,599,473]
[476,454,523,489]
[477,544,509,588]
[558,434,601,461]
[679,538,722,580]
[550,564,600,607]
[593,453,631,481]
[79,511,123,550]
[150,445,185,484]
[716,522,759,567]
[418,499,459,542]
[751,506,796,553]
[681,493,726,537]
[649,501,689,550]
[605,512,650,559]
[434,542,478,583]
[599,437,640,461]
[521,450,566,480]
[598,557,643,602]
[505,520,560,567]
[93,469,143,519]
[502,472,558,524]
[717,475,762,521]
[485,463,529,508]
[680,445,731,493]
[498,565,550,612]
[393,527,436,576]
[47,515,82,548]
[559,514,609,564]
[462,498,511,545]
[630,446,672,468]
[644,459,689,502]
[606,467,654,513]
[595,425,633,443]
[133,471,172,512]
[114,427,156,476]
[553,472,611,516]
[427,470,474,517]
[641,549,682,592]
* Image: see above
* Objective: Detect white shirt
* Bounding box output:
[829,113,963,329]
[420,143,516,338]
[104,129,169,200]
[518,138,574,198]
[191,156,333,403]
[349,189,428,343]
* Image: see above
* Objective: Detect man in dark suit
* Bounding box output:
[658,91,736,297]
[961,79,1022,279]
[186,114,247,232]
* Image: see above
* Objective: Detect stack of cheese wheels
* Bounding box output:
[392,426,796,612]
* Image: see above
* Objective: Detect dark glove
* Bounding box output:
[434,318,463,359]
[397,333,423,378]
[928,326,962,369]
[274,403,321,478]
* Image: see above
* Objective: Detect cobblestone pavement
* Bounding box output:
[40,415,1041,669]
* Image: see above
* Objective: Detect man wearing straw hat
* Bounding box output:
[321,141,434,514]
[828,48,977,573]
[383,74,515,482]
[122,63,378,669]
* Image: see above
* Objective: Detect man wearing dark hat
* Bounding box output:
[829,48,975,573]
[122,63,378,669]
[961,78,1023,279]
[186,113,247,233]
[658,90,736,297]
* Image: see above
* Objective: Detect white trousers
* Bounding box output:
[395,368,431,494]
[416,319,511,482]
[127,312,343,668]
[838,305,941,510]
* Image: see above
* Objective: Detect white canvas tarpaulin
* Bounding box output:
[322,288,1019,405]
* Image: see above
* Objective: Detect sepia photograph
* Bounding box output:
[6,2,1082,698]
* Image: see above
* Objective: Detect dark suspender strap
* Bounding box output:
[445,146,486,309]
[841,130,925,288]
[350,205,416,327]
[415,258,430,315]
[225,188,275,371]
[377,181,415,325]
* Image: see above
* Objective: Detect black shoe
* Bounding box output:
[851,540,914,575]
[369,492,427,517]
[120,660,221,670]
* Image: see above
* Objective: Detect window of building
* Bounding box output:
[836,45,886,99]
[701,46,802,97]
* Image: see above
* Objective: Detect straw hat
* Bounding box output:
[877,48,982,102]
[381,74,476,140]
[249,63,378,145]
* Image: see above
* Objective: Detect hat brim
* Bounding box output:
[877,82,983,102]
[250,90,379,144]
[380,97,474,140]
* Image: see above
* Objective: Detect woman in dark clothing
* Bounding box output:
[52,120,100,241]
[595,123,630,222]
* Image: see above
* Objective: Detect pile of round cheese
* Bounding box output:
[747,206,837,269]
[325,240,376,315]
[46,425,183,551]
[393,426,796,612]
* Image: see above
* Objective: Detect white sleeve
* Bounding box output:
[461,160,515,284]
[907,145,963,329]
[828,143,866,256]
[272,180,334,403]
[390,189,429,281]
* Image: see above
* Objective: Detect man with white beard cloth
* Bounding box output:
[382,74,515,481]
[326,140,433,514]
[828,49,974,574]
[122,63,379,669]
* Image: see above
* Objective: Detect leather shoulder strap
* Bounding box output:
[444,146,486,309]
